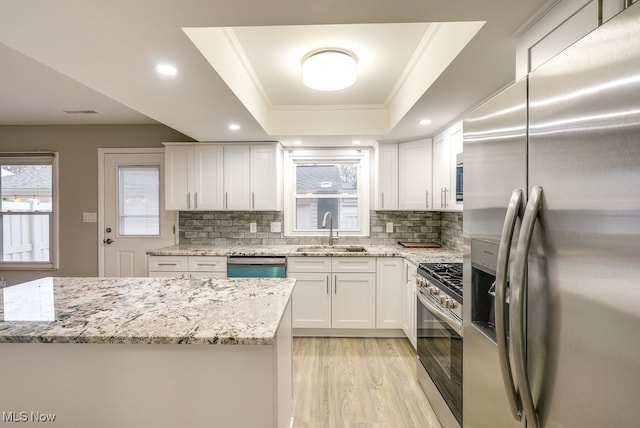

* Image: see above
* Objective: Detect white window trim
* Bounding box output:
[0,152,59,270]
[284,148,370,237]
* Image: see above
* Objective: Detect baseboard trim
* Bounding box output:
[293,328,405,338]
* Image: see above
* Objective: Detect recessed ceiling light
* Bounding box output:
[293,140,302,146]
[352,140,361,145]
[156,64,177,76]
[302,50,357,91]
[228,123,241,131]
[418,119,432,126]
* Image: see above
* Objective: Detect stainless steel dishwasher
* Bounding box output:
[226,256,287,278]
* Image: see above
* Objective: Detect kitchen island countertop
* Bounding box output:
[147,244,462,266]
[0,276,295,346]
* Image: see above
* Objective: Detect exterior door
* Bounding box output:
[101,151,175,277]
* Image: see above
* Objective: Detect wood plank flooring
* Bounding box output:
[293,337,443,428]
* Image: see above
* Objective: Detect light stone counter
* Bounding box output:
[0,277,295,428]
[0,276,295,345]
[147,243,462,265]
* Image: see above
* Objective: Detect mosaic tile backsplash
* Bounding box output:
[179,210,463,251]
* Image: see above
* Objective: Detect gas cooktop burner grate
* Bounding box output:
[418,262,463,301]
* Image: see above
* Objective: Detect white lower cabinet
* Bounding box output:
[288,257,376,329]
[376,258,404,329]
[402,260,418,349]
[289,272,332,328]
[332,273,376,329]
[148,255,227,278]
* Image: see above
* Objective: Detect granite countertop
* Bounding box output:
[0,276,295,346]
[148,244,462,265]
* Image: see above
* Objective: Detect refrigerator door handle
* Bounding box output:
[496,188,524,421]
[512,185,543,428]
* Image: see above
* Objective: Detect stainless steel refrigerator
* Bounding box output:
[462,3,640,427]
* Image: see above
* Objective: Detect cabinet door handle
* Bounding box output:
[334,275,337,294]
[225,192,228,209]
[326,275,329,294]
[195,192,198,209]
[252,192,255,209]
[381,192,385,209]
[187,192,191,209]
[425,190,429,209]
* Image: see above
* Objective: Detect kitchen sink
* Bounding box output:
[295,245,367,253]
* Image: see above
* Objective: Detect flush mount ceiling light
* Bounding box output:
[302,50,357,91]
[228,123,241,131]
[418,119,432,126]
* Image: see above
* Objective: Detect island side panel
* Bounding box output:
[0,343,277,428]
[276,299,293,428]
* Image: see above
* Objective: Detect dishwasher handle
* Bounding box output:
[226,256,286,266]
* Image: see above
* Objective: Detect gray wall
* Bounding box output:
[0,124,192,285]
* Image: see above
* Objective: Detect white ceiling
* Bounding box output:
[0,0,551,146]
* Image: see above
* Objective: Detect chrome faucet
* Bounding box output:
[322,211,336,246]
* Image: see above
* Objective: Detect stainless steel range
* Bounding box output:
[416,262,463,428]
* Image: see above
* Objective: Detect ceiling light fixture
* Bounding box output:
[293,140,302,146]
[418,119,432,126]
[156,64,177,76]
[302,50,357,91]
[352,140,361,145]
[228,123,241,131]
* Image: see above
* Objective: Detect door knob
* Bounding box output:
[103,238,115,245]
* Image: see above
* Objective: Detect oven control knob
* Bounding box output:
[439,295,447,304]
[445,297,456,309]
[428,286,439,295]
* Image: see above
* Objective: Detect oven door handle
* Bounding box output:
[417,291,462,336]
[496,188,524,421]
[512,185,543,428]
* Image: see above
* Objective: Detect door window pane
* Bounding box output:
[118,166,160,236]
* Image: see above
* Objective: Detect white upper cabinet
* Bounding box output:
[374,139,433,211]
[398,138,433,210]
[165,142,282,211]
[374,143,399,210]
[165,143,224,210]
[250,144,282,211]
[433,121,463,211]
[224,145,251,210]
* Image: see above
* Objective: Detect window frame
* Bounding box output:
[0,152,59,270]
[284,148,370,238]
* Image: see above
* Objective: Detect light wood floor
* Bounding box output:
[293,337,443,428]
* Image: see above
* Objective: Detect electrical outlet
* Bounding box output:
[386,222,394,233]
[249,222,257,233]
[270,222,282,233]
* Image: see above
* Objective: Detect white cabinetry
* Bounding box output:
[148,255,227,278]
[288,257,376,330]
[376,257,404,329]
[165,142,282,211]
[402,260,417,349]
[375,139,433,210]
[287,257,332,328]
[433,121,463,211]
[164,144,224,210]
[398,138,433,210]
[224,145,251,210]
[374,143,399,210]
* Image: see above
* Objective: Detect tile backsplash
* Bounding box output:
[180,210,463,251]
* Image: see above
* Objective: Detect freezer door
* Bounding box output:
[462,79,527,428]
[527,4,640,427]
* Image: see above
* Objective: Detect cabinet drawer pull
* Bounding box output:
[157,263,178,266]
